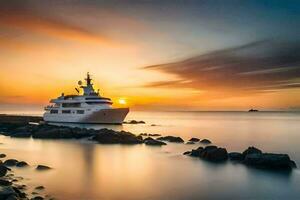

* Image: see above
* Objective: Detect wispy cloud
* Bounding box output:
[143,40,300,94]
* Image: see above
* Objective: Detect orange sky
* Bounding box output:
[0,1,300,112]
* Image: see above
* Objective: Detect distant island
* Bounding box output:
[248,109,259,112]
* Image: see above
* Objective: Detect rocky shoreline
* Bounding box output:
[0,153,52,200]
[0,114,298,199]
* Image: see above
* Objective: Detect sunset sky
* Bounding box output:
[0,0,300,112]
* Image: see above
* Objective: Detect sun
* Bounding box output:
[118,98,127,105]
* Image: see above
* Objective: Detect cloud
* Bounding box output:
[0,3,113,45]
[143,40,300,94]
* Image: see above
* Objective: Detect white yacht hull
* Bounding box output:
[43,108,129,124]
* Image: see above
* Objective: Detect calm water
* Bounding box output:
[1,111,300,200]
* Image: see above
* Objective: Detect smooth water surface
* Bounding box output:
[1,111,300,200]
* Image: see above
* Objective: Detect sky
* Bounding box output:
[0,0,300,112]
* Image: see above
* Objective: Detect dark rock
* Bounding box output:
[183,151,191,155]
[31,196,44,200]
[139,133,148,136]
[228,152,244,161]
[242,146,262,158]
[92,129,143,144]
[148,134,161,137]
[145,140,166,146]
[0,186,17,199]
[3,159,18,167]
[190,149,202,157]
[189,138,200,142]
[186,141,195,144]
[12,186,26,198]
[0,178,11,186]
[36,165,51,170]
[200,139,211,144]
[0,165,8,177]
[0,154,6,158]
[244,153,297,170]
[35,186,45,190]
[124,120,145,124]
[199,146,228,162]
[143,137,154,142]
[157,136,184,143]
[16,161,29,167]
[11,131,31,138]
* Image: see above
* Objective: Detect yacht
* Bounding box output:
[43,73,129,124]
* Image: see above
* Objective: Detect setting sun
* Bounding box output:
[118,98,127,105]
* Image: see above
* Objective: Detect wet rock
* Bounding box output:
[0,186,17,199]
[0,178,11,186]
[31,196,44,200]
[0,165,9,177]
[186,141,195,145]
[0,154,6,158]
[92,129,143,144]
[199,146,228,162]
[35,186,45,190]
[36,165,51,170]
[16,161,28,167]
[157,136,184,143]
[3,159,18,167]
[139,133,148,136]
[148,134,161,137]
[243,153,297,170]
[183,151,191,155]
[143,137,154,142]
[189,138,200,142]
[124,120,145,124]
[11,131,32,138]
[242,146,262,158]
[200,139,211,144]
[228,152,244,161]
[144,139,166,146]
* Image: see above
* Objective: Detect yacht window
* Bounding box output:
[77,110,84,114]
[62,110,71,114]
[86,102,112,105]
[62,103,81,108]
[50,110,58,114]
[86,97,111,100]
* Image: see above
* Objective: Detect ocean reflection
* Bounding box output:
[0,111,300,199]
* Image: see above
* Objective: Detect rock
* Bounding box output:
[0,178,11,186]
[0,186,17,199]
[198,146,228,162]
[143,137,154,142]
[16,161,28,167]
[190,149,201,157]
[0,154,6,158]
[124,120,145,124]
[189,138,200,142]
[228,152,244,161]
[0,165,8,177]
[150,124,157,126]
[139,133,148,136]
[31,196,44,200]
[145,139,166,146]
[243,153,297,170]
[242,146,262,158]
[11,131,31,138]
[186,141,195,144]
[200,139,211,144]
[183,151,191,155]
[148,134,161,137]
[157,136,184,143]
[3,159,18,167]
[36,165,51,170]
[35,186,45,190]
[92,129,143,144]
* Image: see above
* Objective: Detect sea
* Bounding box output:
[1,111,300,200]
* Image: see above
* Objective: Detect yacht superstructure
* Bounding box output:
[43,73,129,124]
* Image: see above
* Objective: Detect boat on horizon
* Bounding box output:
[43,73,129,124]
